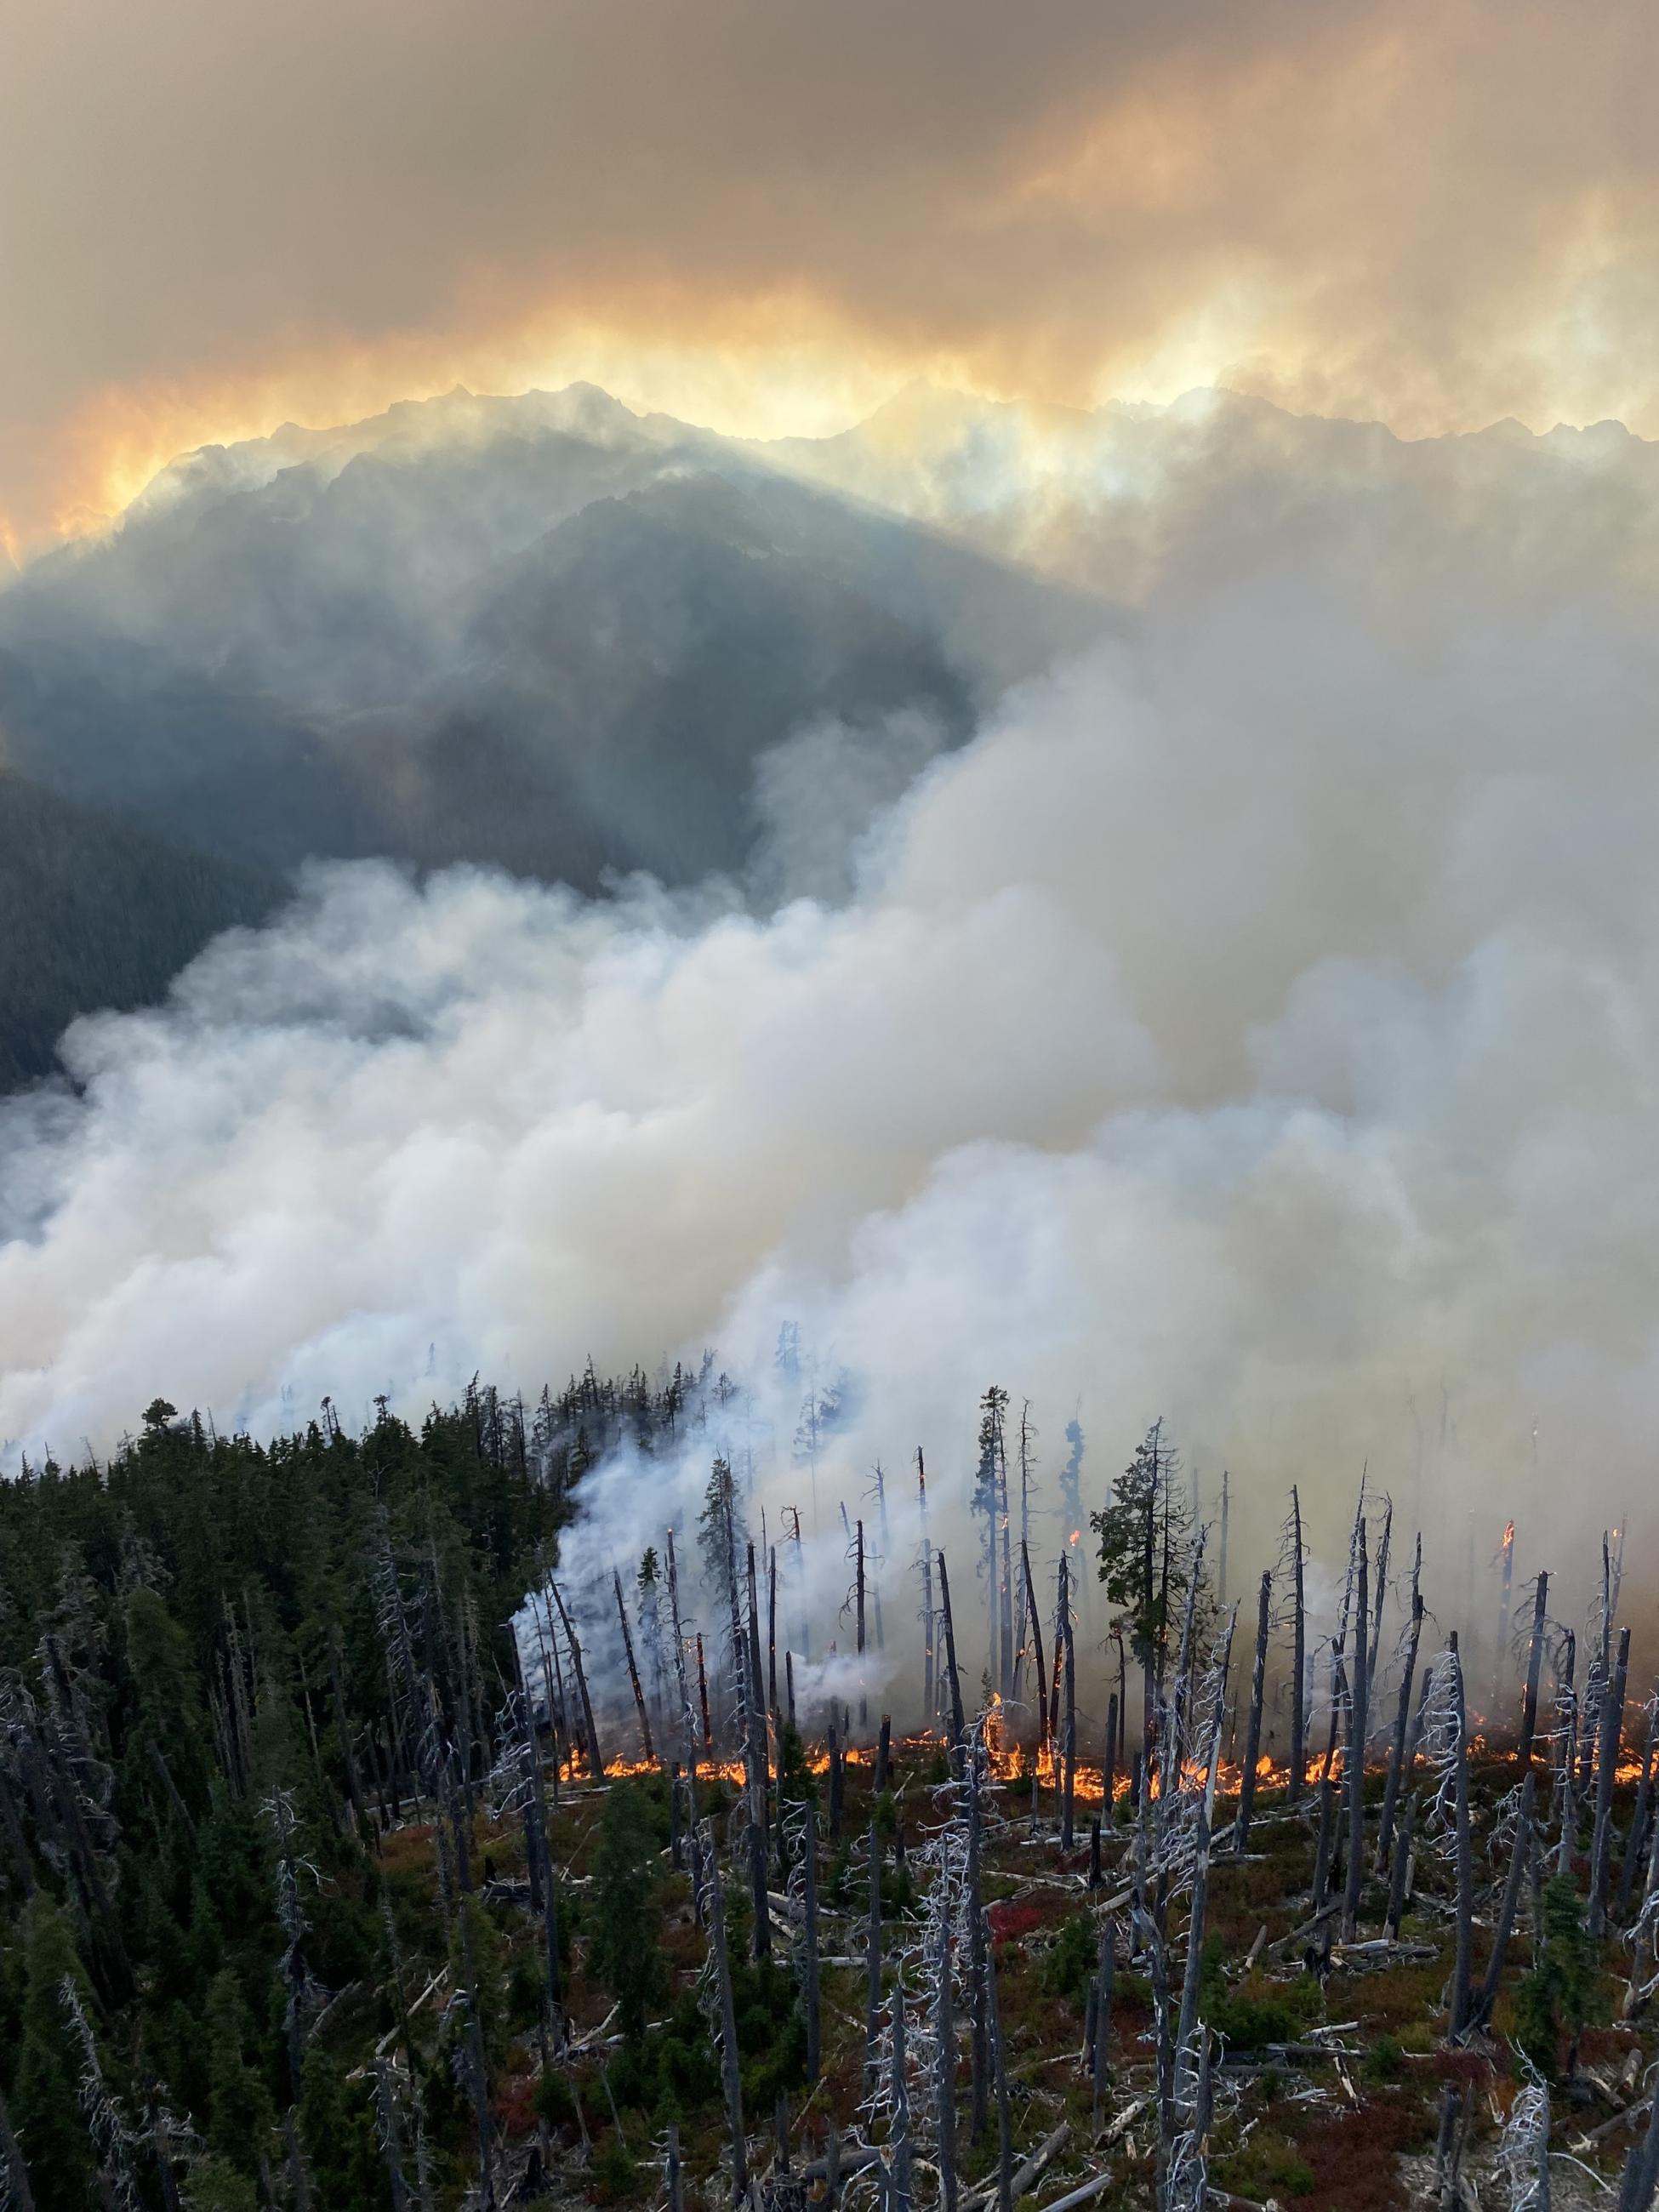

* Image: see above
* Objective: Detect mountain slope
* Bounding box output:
[0,770,281,1084]
[0,393,1111,891]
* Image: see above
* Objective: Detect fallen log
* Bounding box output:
[964,2122,1069,2209]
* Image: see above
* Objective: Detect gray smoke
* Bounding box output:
[4,396,1659,1708]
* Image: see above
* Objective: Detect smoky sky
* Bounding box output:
[7,0,1659,544]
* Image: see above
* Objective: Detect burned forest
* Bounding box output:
[0,1367,1656,2212]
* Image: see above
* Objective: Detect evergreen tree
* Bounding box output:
[9,1896,97,2209]
[1515,1873,1600,2081]
[588,1781,667,2046]
[204,1967,276,2176]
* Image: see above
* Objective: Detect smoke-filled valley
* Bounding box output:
[8,372,1659,2211]
[6,383,1659,1568]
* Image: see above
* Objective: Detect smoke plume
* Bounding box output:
[4,420,1659,1714]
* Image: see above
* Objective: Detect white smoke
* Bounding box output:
[4,479,1659,1695]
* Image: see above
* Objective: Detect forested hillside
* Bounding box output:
[0,772,279,1086]
[0,385,1111,1089]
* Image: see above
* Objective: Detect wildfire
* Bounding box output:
[564,1723,1650,1799]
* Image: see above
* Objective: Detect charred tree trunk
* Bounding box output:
[966,1740,990,2147]
[1449,1636,1475,2041]
[613,1569,654,1764]
[1473,1770,1535,2030]
[802,1800,823,2082]
[705,1846,749,2201]
[697,1633,713,1754]
[1092,1920,1115,2138]
[768,1545,779,1721]
[856,1519,869,1732]
[1590,1625,1632,1941]
[1290,1485,1307,1804]
[828,1721,844,1839]
[1376,1544,1425,1875]
[1618,1683,1659,1921]
[1387,1792,1418,1938]
[986,1928,1013,2212]
[549,1582,603,1780]
[864,1818,883,2090]
[1021,1539,1048,1753]
[1342,1527,1370,1940]
[1519,1569,1548,1770]
[933,1878,958,2212]
[1237,1569,1272,1854]
[1368,1499,1394,1696]
[937,1551,967,1762]
[918,1451,936,1728]
[744,1544,772,1959]
[1061,1554,1077,1851]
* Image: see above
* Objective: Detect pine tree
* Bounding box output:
[204,1968,276,2177]
[588,1782,667,2046]
[10,1896,97,2209]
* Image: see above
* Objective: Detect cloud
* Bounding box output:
[7,0,1659,546]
